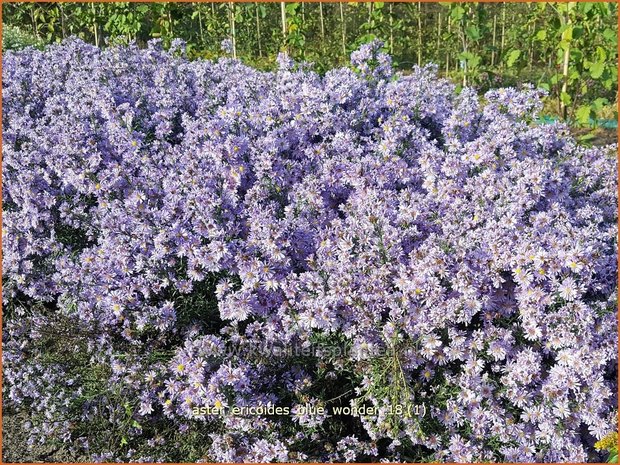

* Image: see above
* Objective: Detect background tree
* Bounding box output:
[3,1,617,124]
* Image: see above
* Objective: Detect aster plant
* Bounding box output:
[2,39,617,462]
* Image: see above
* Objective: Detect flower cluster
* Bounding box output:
[2,38,617,462]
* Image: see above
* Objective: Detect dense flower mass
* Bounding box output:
[2,38,618,463]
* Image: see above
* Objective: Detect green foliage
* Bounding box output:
[360,336,419,438]
[505,49,521,68]
[533,2,618,122]
[2,23,44,51]
[2,2,617,124]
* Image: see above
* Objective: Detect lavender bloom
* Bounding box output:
[2,38,617,463]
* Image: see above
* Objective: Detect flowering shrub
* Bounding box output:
[2,39,617,462]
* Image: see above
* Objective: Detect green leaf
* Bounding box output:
[609,453,618,464]
[603,28,616,42]
[575,105,593,125]
[465,26,481,40]
[594,3,612,16]
[506,49,521,68]
[580,3,594,14]
[568,69,580,82]
[535,30,547,41]
[578,132,595,143]
[561,26,573,41]
[592,97,609,110]
[450,5,465,21]
[596,46,608,62]
[590,61,605,79]
[123,401,132,416]
[560,91,572,106]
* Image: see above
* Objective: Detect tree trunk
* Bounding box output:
[528,5,535,68]
[436,12,441,63]
[417,2,422,66]
[445,16,451,75]
[59,3,67,39]
[461,21,468,87]
[560,7,571,120]
[319,2,325,53]
[255,3,262,57]
[339,2,346,58]
[500,3,506,66]
[390,3,394,55]
[229,2,237,59]
[319,2,325,41]
[491,13,497,67]
[168,9,174,38]
[30,6,39,38]
[529,23,534,69]
[91,3,99,47]
[198,8,204,45]
[281,2,287,38]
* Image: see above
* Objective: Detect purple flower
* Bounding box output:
[2,38,616,463]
